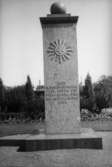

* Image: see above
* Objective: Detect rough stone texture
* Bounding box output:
[0,132,111,167]
[0,128,103,151]
[40,16,80,134]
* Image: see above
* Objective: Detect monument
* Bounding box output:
[40,2,80,134]
[18,2,102,151]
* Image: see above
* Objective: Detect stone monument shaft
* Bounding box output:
[16,3,102,152]
[40,5,80,134]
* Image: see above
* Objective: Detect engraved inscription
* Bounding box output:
[46,82,78,104]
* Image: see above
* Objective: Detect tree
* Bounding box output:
[82,73,96,113]
[35,86,45,120]
[5,85,27,113]
[94,75,112,113]
[25,75,34,99]
[79,81,86,111]
[25,75,35,118]
[0,78,6,112]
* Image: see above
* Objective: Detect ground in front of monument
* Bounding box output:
[0,130,112,167]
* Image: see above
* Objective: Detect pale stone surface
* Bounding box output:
[0,132,111,167]
[26,128,97,140]
[40,16,80,134]
[0,128,97,140]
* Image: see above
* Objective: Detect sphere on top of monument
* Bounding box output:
[50,2,67,14]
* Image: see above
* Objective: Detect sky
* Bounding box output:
[0,0,112,87]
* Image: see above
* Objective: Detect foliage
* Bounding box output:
[25,75,34,100]
[80,73,96,113]
[94,75,112,113]
[0,78,6,112]
[81,109,112,121]
[5,85,27,113]
[80,74,112,114]
[0,75,45,121]
[25,75,35,118]
[1,74,112,122]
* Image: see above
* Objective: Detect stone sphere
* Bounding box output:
[50,2,66,14]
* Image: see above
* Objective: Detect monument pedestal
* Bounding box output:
[40,6,81,135]
[18,128,102,151]
[21,2,102,152]
[0,3,103,152]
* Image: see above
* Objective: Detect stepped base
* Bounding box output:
[0,128,103,151]
[19,128,103,151]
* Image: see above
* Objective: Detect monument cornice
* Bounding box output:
[40,16,78,25]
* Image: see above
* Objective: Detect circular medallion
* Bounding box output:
[47,39,72,64]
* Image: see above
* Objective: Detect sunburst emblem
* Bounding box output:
[47,39,72,64]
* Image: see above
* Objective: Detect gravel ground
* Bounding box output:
[0,132,112,167]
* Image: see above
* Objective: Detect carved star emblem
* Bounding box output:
[47,39,72,64]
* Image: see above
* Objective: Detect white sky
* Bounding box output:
[0,0,112,87]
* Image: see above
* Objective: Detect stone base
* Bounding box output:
[0,128,103,151]
[19,136,102,152]
[19,128,103,151]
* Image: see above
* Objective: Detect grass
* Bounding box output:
[0,120,112,137]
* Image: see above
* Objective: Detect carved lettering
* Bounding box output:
[45,83,78,104]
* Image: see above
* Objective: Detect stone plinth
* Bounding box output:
[0,128,103,151]
[40,15,80,134]
[19,128,103,151]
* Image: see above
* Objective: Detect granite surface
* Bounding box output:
[41,16,80,134]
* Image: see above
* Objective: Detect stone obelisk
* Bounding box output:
[19,2,102,152]
[40,2,80,134]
